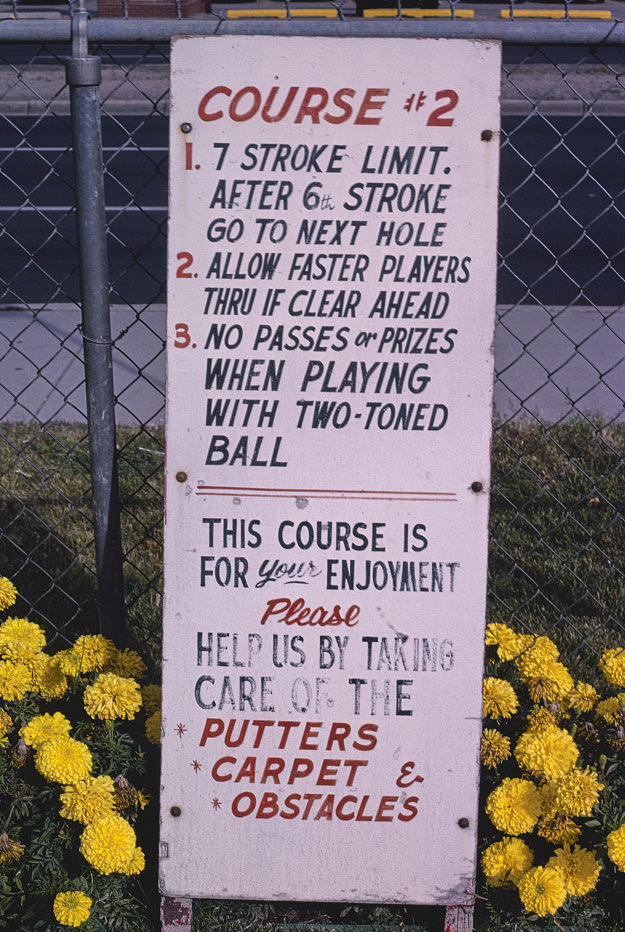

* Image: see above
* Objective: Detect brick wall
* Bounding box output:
[97,0,206,17]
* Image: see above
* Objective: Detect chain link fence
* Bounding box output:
[0,9,624,673]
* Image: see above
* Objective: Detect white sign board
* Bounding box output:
[161,35,500,904]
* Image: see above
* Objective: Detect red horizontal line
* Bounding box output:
[195,485,455,496]
[195,490,456,502]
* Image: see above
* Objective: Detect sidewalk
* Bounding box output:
[0,62,171,115]
[3,303,624,425]
[1,57,625,115]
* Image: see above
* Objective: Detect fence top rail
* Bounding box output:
[1,16,625,45]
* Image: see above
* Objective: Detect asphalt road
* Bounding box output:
[3,113,625,306]
[1,115,167,307]
[1,113,624,425]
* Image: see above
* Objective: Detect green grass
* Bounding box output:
[0,421,164,671]
[189,901,445,931]
[488,420,625,683]
[1,418,625,931]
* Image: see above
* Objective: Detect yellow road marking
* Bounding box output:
[500,8,611,18]
[227,7,338,16]
[364,7,474,15]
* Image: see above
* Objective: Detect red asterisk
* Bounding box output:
[211,797,222,810]
[191,760,202,772]
[175,722,187,738]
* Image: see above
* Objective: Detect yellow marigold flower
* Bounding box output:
[527,708,559,732]
[141,683,161,716]
[56,648,87,677]
[0,832,25,865]
[53,890,92,927]
[484,622,513,646]
[599,648,625,688]
[481,836,533,887]
[515,633,536,652]
[0,659,33,701]
[607,823,625,872]
[523,660,574,705]
[540,780,558,816]
[71,634,117,673]
[124,845,145,875]
[547,844,601,897]
[0,708,12,738]
[552,769,603,817]
[20,711,72,750]
[35,735,92,784]
[145,708,161,745]
[486,778,542,835]
[60,775,116,824]
[483,677,519,719]
[0,616,46,653]
[80,813,137,874]
[485,623,528,662]
[595,696,623,724]
[10,648,46,684]
[538,814,581,845]
[481,728,511,768]
[568,682,599,713]
[515,725,579,781]
[517,865,567,916]
[38,656,69,700]
[83,672,142,721]
[515,635,560,671]
[105,647,147,680]
[539,782,581,841]
[0,578,18,612]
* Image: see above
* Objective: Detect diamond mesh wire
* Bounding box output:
[493,44,625,664]
[0,24,623,668]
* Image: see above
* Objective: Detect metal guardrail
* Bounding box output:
[2,14,625,42]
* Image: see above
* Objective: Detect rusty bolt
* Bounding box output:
[180,123,192,134]
[170,806,182,817]
[458,818,470,829]
[481,129,494,142]
[175,471,187,484]
[470,481,484,493]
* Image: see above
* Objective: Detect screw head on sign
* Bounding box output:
[180,123,193,134]
[470,481,484,493]
[458,817,470,829]
[481,129,494,142]
[170,806,182,817]
[175,471,188,484]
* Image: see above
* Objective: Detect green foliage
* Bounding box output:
[477,624,625,930]
[0,423,164,666]
[2,420,625,930]
[488,421,625,679]
[190,899,442,932]
[0,606,160,931]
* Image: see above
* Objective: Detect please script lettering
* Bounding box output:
[259,597,360,628]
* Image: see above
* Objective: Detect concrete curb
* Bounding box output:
[2,60,625,117]
[3,99,625,115]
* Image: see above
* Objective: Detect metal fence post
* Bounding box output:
[65,0,126,644]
